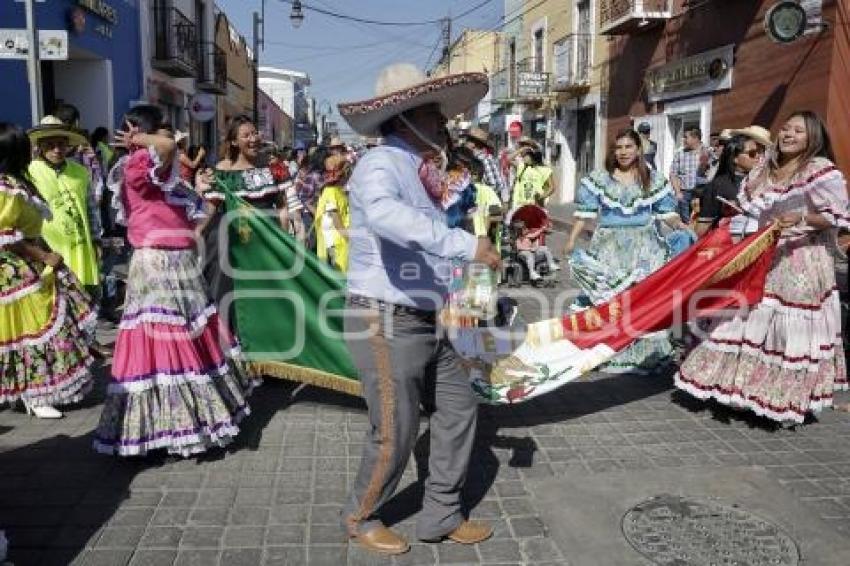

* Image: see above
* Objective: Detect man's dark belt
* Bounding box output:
[347,294,437,321]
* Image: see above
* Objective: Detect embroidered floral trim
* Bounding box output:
[675,370,839,424]
[93,417,246,457]
[580,170,672,215]
[338,72,488,117]
[0,175,52,219]
[108,362,234,393]
[108,149,207,226]
[0,361,92,406]
[0,276,41,305]
[0,229,24,246]
[205,169,287,202]
[119,303,218,331]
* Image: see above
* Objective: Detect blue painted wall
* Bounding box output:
[0,0,143,128]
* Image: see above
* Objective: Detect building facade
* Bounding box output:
[0,0,144,131]
[431,29,502,129]
[489,0,609,204]
[605,0,849,175]
[214,11,254,157]
[258,89,292,148]
[258,66,314,146]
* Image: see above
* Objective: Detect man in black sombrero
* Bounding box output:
[338,63,501,555]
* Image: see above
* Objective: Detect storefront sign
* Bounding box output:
[517,71,549,98]
[76,0,119,25]
[764,1,808,44]
[0,29,68,60]
[189,93,216,122]
[644,44,734,103]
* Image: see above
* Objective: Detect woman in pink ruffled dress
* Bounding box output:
[94,105,257,457]
[675,111,849,425]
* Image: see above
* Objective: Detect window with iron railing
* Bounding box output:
[152,0,198,77]
[197,42,227,93]
[553,34,591,90]
[599,0,671,34]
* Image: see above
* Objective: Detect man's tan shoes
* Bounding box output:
[420,520,494,544]
[351,525,410,555]
[446,520,494,544]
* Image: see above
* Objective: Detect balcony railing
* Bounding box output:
[151,2,197,77]
[197,42,227,94]
[599,0,672,35]
[553,33,591,92]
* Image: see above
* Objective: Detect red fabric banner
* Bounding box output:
[561,222,780,352]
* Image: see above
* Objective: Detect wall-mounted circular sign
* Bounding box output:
[188,93,216,122]
[764,1,808,44]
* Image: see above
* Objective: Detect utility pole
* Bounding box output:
[24,0,43,125]
[252,0,266,126]
[441,17,452,74]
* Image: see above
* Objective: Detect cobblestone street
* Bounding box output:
[2,232,850,565]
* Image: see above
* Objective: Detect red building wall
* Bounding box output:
[606,0,846,171]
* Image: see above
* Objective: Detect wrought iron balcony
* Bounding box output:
[599,0,672,36]
[197,42,227,94]
[553,33,591,92]
[151,2,197,77]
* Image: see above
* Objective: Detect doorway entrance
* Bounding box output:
[575,106,596,186]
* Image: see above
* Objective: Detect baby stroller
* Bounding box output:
[500,204,558,288]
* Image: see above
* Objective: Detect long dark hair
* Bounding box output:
[124,105,163,135]
[308,146,330,174]
[771,110,834,177]
[222,114,255,163]
[0,122,33,180]
[714,135,747,181]
[605,128,651,193]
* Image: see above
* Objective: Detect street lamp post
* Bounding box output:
[252,0,267,126]
[24,0,43,125]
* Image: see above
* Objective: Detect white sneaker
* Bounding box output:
[529,271,542,281]
[22,400,63,419]
[548,262,561,272]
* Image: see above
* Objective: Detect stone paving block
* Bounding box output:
[500,498,535,518]
[278,457,314,472]
[205,471,242,488]
[149,507,190,526]
[436,542,479,564]
[311,504,344,524]
[180,526,224,548]
[174,549,221,566]
[128,549,178,566]
[235,487,275,506]
[494,481,528,498]
[269,504,309,524]
[264,545,307,565]
[110,507,156,527]
[220,548,263,565]
[308,544,348,565]
[239,473,277,488]
[222,526,265,547]
[139,526,183,548]
[313,488,347,505]
[509,516,547,538]
[189,507,230,526]
[520,537,563,562]
[165,474,205,489]
[310,523,347,544]
[96,526,146,548]
[229,506,270,526]
[346,543,394,565]
[265,524,307,545]
[389,543,435,566]
[77,548,134,565]
[161,491,199,507]
[477,539,521,563]
[198,487,237,507]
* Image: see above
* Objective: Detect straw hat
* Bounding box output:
[465,126,492,150]
[338,63,489,137]
[27,115,88,147]
[328,136,346,149]
[730,125,772,148]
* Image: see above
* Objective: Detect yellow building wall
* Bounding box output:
[431,30,501,78]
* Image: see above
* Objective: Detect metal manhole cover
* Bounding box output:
[621,494,800,566]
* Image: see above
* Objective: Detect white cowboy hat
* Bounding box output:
[27,115,88,147]
[328,135,346,148]
[338,63,489,137]
[730,125,773,148]
[174,130,189,144]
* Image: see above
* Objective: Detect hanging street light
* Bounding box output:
[290,0,305,28]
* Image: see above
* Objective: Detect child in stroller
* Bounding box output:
[501,204,559,287]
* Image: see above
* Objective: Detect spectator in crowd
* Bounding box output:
[670,126,709,223]
[464,127,507,202]
[637,122,658,170]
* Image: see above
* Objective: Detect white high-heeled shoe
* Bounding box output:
[21,399,63,419]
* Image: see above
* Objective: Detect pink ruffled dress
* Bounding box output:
[93,148,259,457]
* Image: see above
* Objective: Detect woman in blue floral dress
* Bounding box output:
[564,129,692,373]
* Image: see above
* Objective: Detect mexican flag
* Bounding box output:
[226,191,779,405]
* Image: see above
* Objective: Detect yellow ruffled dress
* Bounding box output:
[0,174,95,407]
